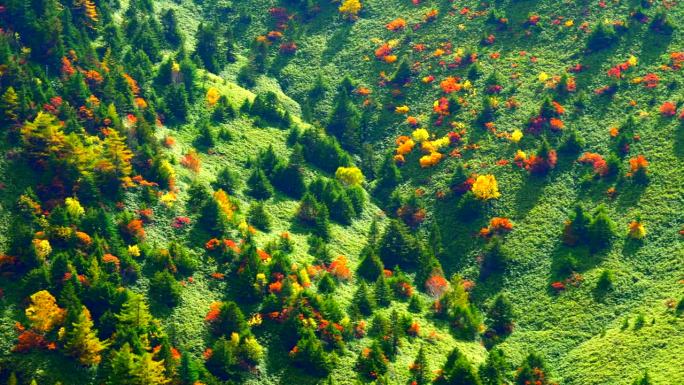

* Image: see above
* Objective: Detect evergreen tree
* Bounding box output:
[588,205,616,252]
[63,305,108,366]
[149,270,182,308]
[160,9,183,47]
[179,352,201,385]
[247,168,274,200]
[410,345,431,385]
[248,202,272,232]
[357,249,384,281]
[487,294,514,335]
[327,78,362,152]
[374,274,392,307]
[290,329,333,376]
[352,281,376,316]
[375,154,401,195]
[357,342,388,379]
[378,220,421,269]
[632,372,652,385]
[194,23,224,73]
[212,166,240,194]
[479,348,508,385]
[213,301,249,337]
[318,272,337,294]
[206,336,238,380]
[515,353,550,385]
[435,348,482,385]
[480,238,510,278]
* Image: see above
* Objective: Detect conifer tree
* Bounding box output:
[487,294,514,335]
[63,305,108,366]
[327,78,362,152]
[478,348,508,385]
[374,274,392,307]
[410,345,431,385]
[1,86,19,122]
[247,168,274,200]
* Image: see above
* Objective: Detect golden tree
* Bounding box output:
[339,0,362,20]
[335,166,364,186]
[1,86,19,122]
[471,174,501,200]
[25,290,65,333]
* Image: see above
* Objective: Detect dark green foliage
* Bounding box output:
[194,22,232,73]
[307,177,361,225]
[378,219,421,270]
[587,205,616,252]
[632,372,652,385]
[248,202,271,231]
[247,168,274,200]
[352,281,376,316]
[676,297,684,315]
[160,9,183,47]
[318,273,337,294]
[206,336,238,380]
[212,301,248,336]
[199,197,227,236]
[560,129,585,154]
[357,249,384,281]
[408,295,423,313]
[374,274,393,307]
[212,166,240,194]
[375,154,401,196]
[195,122,216,149]
[149,270,182,307]
[163,85,190,122]
[297,193,331,240]
[391,59,412,85]
[250,91,291,128]
[587,22,618,50]
[479,348,508,385]
[515,353,551,385]
[410,345,431,385]
[297,128,352,173]
[595,270,614,294]
[480,238,510,278]
[487,294,514,335]
[212,95,236,123]
[356,342,388,379]
[289,329,333,377]
[327,78,362,152]
[434,348,482,385]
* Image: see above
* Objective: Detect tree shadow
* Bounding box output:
[321,24,352,62]
[674,124,684,159]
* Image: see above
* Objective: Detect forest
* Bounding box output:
[0,0,682,384]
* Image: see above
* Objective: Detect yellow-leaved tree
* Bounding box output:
[206,87,221,107]
[335,166,364,186]
[339,0,362,20]
[471,174,501,200]
[25,290,65,333]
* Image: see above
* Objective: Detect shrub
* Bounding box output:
[595,270,614,293]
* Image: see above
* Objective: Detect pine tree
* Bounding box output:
[374,274,392,307]
[115,292,153,352]
[179,351,200,384]
[515,353,550,385]
[133,351,170,385]
[410,345,431,385]
[632,372,652,385]
[248,202,272,231]
[352,281,376,316]
[435,348,482,385]
[487,294,514,335]
[108,343,138,385]
[213,301,249,337]
[378,219,421,269]
[375,154,401,194]
[212,166,240,194]
[327,79,362,152]
[480,238,509,278]
[479,348,508,385]
[357,249,384,281]
[64,305,108,365]
[206,335,238,380]
[588,205,616,252]
[149,270,182,307]
[1,86,19,122]
[247,168,274,200]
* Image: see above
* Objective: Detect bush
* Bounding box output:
[149,270,182,307]
[595,269,614,294]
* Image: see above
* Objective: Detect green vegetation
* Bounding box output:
[0,0,683,384]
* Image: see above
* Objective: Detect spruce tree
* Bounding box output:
[479,348,508,385]
[352,281,376,316]
[247,168,274,200]
[63,305,108,366]
[248,202,272,232]
[487,294,514,335]
[374,274,392,307]
[327,79,362,152]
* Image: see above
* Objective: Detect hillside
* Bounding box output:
[0,0,683,385]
